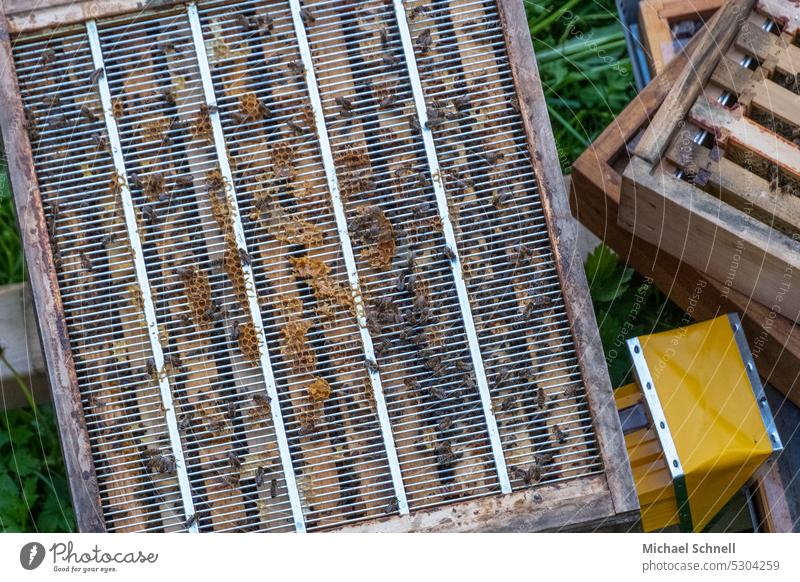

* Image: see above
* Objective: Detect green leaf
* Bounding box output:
[13,452,42,478]
[585,244,633,303]
[37,490,74,533]
[7,422,33,447]
[0,473,26,527]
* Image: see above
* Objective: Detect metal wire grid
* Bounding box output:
[303,0,505,510]
[197,0,401,530]
[11,0,604,531]
[404,0,601,487]
[13,29,188,532]
[96,7,296,532]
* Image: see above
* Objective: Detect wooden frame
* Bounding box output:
[0,10,105,531]
[0,0,637,532]
[570,30,800,405]
[619,0,800,325]
[572,18,798,533]
[639,0,723,75]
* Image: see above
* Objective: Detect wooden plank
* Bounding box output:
[639,0,675,75]
[687,98,800,179]
[752,458,795,532]
[331,473,631,532]
[620,157,800,323]
[659,0,723,20]
[4,0,179,34]
[710,57,800,128]
[0,283,49,410]
[634,0,756,164]
[665,129,800,237]
[0,8,105,532]
[497,0,638,518]
[570,32,800,404]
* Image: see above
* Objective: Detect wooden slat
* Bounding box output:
[687,98,800,179]
[752,459,795,532]
[665,129,800,237]
[497,0,638,518]
[639,0,676,75]
[4,0,180,34]
[711,57,800,128]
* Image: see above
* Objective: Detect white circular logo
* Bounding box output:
[20,542,46,570]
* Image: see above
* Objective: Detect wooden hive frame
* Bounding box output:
[638,0,723,75]
[571,20,798,533]
[571,31,800,407]
[619,0,800,325]
[0,0,637,532]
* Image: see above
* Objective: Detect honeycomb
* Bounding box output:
[349,204,395,269]
[236,320,261,362]
[280,315,316,373]
[275,215,324,247]
[177,265,215,328]
[290,255,353,319]
[206,170,250,310]
[335,146,374,199]
[238,91,268,122]
[271,142,296,180]
[307,377,331,403]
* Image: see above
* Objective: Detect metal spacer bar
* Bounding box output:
[626,337,692,530]
[288,0,409,515]
[391,0,511,493]
[86,19,198,532]
[186,2,306,532]
[727,313,783,454]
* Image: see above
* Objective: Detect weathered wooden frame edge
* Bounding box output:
[0,7,106,532]
[497,0,639,519]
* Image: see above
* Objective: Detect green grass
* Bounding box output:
[528,0,687,387]
[0,169,24,285]
[0,1,685,532]
[527,0,638,168]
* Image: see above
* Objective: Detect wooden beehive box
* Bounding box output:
[619,0,800,325]
[570,30,800,407]
[570,26,799,532]
[0,0,636,532]
[638,0,723,75]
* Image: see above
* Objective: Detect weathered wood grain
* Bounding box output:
[570,30,800,404]
[0,7,105,532]
[498,0,638,520]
